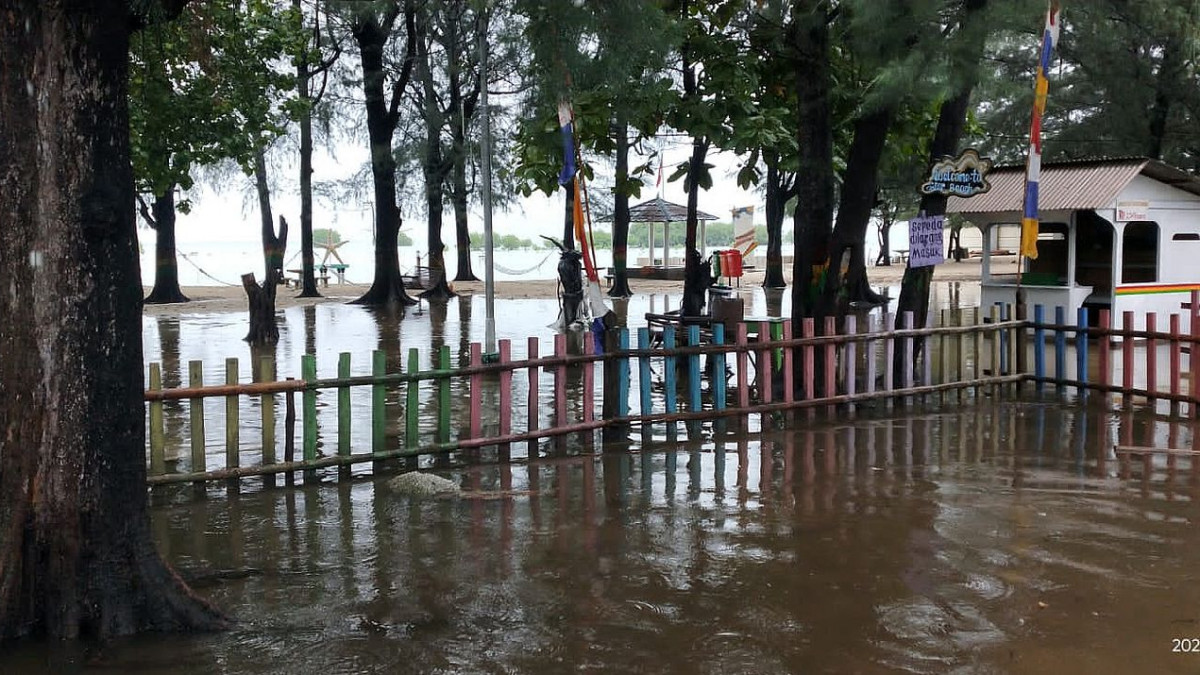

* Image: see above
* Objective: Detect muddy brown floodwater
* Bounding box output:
[5,399,1200,674]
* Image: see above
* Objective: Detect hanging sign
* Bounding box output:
[919,149,994,198]
[908,215,946,268]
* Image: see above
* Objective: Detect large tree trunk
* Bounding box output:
[416,12,455,302]
[450,136,478,281]
[894,0,988,346]
[143,187,190,304]
[351,11,417,308]
[681,136,711,317]
[0,0,225,639]
[608,116,634,297]
[296,0,321,298]
[825,108,894,311]
[762,160,789,289]
[789,2,836,326]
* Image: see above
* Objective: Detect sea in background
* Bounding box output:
[141,229,912,288]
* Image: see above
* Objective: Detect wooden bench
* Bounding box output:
[285,268,329,289]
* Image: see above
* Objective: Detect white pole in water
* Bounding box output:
[479,10,496,355]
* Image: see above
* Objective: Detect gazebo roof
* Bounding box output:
[626,197,718,223]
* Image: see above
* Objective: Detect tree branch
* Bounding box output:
[386,0,418,128]
[136,194,158,229]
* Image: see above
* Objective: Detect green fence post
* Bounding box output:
[302,354,318,463]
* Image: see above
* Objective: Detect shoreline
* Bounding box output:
[142,255,1016,316]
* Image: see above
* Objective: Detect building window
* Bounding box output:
[1122,221,1159,283]
[1172,232,1200,241]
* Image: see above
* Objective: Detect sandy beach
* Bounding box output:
[142,255,1017,315]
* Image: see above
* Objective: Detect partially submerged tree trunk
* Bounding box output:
[608,117,634,298]
[143,187,191,304]
[415,8,455,302]
[762,160,791,289]
[242,271,281,346]
[825,108,894,312]
[449,5,480,283]
[681,136,710,317]
[0,0,225,639]
[254,149,288,279]
[350,3,418,308]
[295,0,321,298]
[895,0,988,375]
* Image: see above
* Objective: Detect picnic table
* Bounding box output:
[284,268,329,289]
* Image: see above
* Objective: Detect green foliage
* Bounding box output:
[397,231,414,247]
[627,221,766,249]
[312,228,343,247]
[130,0,304,198]
[467,231,539,250]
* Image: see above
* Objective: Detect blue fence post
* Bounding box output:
[1034,304,1045,393]
[637,327,653,420]
[618,328,630,418]
[713,324,727,411]
[663,327,678,416]
[1054,305,1066,392]
[687,325,702,411]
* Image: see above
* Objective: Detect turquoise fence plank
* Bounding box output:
[687,325,701,411]
[713,324,727,411]
[618,328,630,417]
[638,328,653,417]
[663,327,677,414]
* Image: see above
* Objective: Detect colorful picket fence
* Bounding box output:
[143,292,1200,486]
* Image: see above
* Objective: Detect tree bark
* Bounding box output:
[143,187,190,304]
[416,8,455,301]
[0,0,225,639]
[449,3,480,283]
[350,4,418,308]
[608,116,634,297]
[242,271,281,346]
[895,0,988,374]
[296,0,321,298]
[254,149,287,279]
[825,107,894,311]
[762,159,790,289]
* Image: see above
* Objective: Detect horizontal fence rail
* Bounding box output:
[143,292,1200,486]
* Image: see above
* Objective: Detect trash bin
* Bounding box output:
[709,286,743,333]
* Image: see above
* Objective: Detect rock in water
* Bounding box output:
[388,472,460,497]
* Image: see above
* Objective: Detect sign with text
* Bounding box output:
[919,149,993,197]
[1115,200,1150,222]
[908,215,946,268]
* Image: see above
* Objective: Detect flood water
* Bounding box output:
[5,400,1200,673]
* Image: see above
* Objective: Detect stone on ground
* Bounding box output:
[388,472,460,497]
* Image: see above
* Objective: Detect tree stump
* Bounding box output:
[242,270,280,346]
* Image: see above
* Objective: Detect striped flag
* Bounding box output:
[1020,1,1062,260]
[557,102,576,186]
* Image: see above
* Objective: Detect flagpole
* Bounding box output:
[478,8,496,356]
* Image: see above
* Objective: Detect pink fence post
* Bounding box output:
[1122,311,1134,407]
[582,333,595,425]
[527,337,540,439]
[736,324,750,410]
[499,340,513,438]
[1170,314,1182,416]
[883,311,895,408]
[802,318,816,405]
[823,315,836,413]
[903,311,915,406]
[781,321,794,404]
[865,315,877,399]
[469,342,482,439]
[554,334,568,430]
[1191,290,1200,418]
[846,315,858,414]
[759,320,773,405]
[1145,312,1157,402]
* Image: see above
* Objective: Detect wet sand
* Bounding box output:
[143,255,1018,316]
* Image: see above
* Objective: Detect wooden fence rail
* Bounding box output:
[144,292,1200,486]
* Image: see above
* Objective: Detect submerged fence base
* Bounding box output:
[143,294,1200,486]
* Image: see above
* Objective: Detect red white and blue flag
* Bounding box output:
[1020,1,1061,260]
[557,102,576,186]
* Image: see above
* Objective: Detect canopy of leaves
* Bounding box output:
[130,0,304,198]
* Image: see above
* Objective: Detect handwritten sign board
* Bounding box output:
[908,216,946,268]
[919,149,993,198]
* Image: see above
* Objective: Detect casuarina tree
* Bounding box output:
[0,0,226,639]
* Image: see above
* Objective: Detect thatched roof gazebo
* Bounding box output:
[626,197,718,272]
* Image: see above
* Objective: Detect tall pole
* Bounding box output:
[478,8,496,354]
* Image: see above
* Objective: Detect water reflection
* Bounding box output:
[15,401,1198,673]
